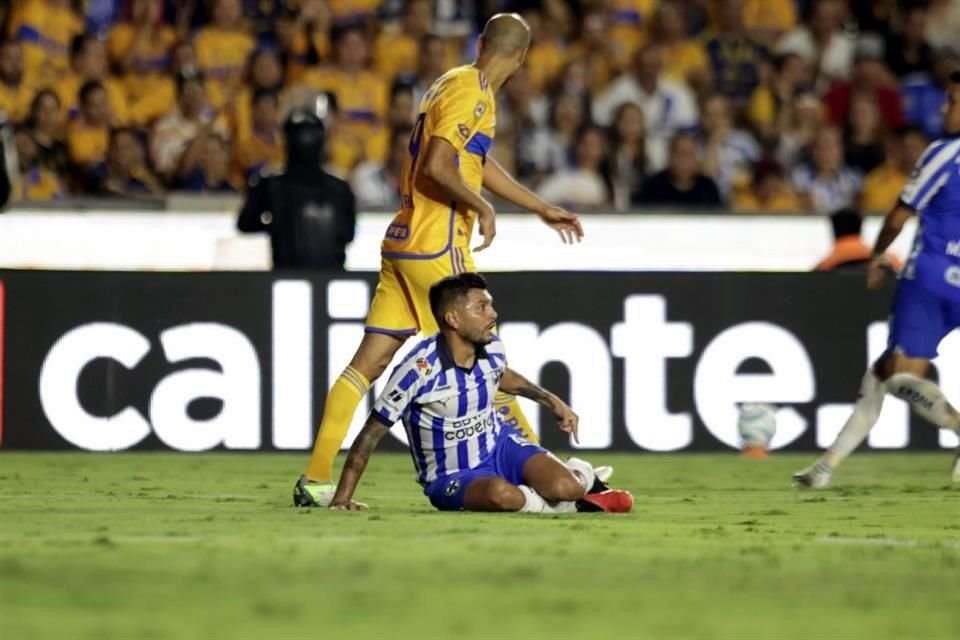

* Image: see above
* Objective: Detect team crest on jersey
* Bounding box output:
[457,123,470,139]
[444,479,460,497]
[473,101,487,119]
[415,357,431,375]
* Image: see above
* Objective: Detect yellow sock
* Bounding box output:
[495,393,540,444]
[305,366,371,483]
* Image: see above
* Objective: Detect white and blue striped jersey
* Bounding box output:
[371,334,507,485]
[899,135,960,300]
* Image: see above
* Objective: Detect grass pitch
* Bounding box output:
[1,452,959,639]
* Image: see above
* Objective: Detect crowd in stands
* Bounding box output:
[0,0,956,213]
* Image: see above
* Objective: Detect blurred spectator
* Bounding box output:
[0,40,33,124]
[411,34,452,107]
[605,0,658,70]
[88,126,163,197]
[698,94,760,200]
[901,46,960,140]
[351,125,409,209]
[776,92,825,168]
[823,34,905,131]
[732,157,803,213]
[748,52,811,146]
[107,0,177,126]
[742,0,798,48]
[230,48,286,138]
[552,57,592,108]
[860,125,928,214]
[432,0,474,39]
[925,0,960,51]
[634,132,722,208]
[702,0,768,106]
[27,89,68,175]
[150,69,229,179]
[849,0,896,36]
[373,0,442,85]
[884,4,933,80]
[843,92,885,174]
[11,127,63,201]
[194,0,256,109]
[328,0,381,28]
[791,126,862,214]
[86,0,121,36]
[593,44,698,170]
[66,80,111,171]
[497,65,548,178]
[606,102,650,211]
[304,25,388,175]
[386,80,416,129]
[536,125,611,209]
[232,87,284,185]
[278,1,332,82]
[521,7,567,93]
[57,34,128,125]
[178,132,236,192]
[777,0,853,88]
[650,1,711,98]
[567,10,620,95]
[526,92,587,185]
[7,0,84,89]
[814,208,902,271]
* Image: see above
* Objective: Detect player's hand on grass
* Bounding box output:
[538,205,584,244]
[552,401,580,444]
[329,499,368,511]
[474,201,497,252]
[867,255,890,290]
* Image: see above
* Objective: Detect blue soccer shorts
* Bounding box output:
[887,277,960,359]
[423,428,547,511]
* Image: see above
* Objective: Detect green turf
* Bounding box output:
[1,452,960,639]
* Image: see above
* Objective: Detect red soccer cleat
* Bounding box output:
[576,489,634,513]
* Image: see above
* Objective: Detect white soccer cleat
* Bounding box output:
[792,462,833,489]
[565,457,597,494]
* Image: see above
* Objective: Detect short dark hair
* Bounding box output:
[429,272,488,327]
[78,80,105,105]
[830,208,863,239]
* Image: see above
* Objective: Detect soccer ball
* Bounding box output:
[737,403,777,454]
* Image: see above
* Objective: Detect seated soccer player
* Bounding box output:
[325,272,633,514]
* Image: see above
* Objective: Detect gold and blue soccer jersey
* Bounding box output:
[383,65,496,259]
[7,0,83,89]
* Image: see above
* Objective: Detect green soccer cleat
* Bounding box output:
[293,475,336,507]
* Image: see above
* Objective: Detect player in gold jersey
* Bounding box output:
[294,13,585,507]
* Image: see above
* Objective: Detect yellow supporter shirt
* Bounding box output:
[383,65,496,258]
[55,74,129,125]
[0,82,35,123]
[525,40,567,92]
[861,164,908,214]
[7,0,83,89]
[661,40,709,84]
[302,67,389,123]
[607,0,656,66]
[285,30,330,83]
[66,121,109,167]
[13,166,63,201]
[232,128,284,185]
[373,32,459,84]
[194,27,256,108]
[328,0,380,23]
[744,0,797,40]
[107,23,178,125]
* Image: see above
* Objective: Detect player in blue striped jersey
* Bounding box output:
[795,71,960,489]
[329,272,633,513]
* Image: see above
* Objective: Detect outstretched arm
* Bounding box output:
[482,157,583,244]
[329,416,390,511]
[498,367,579,443]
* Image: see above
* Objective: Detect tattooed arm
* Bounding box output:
[498,368,579,443]
[329,416,390,511]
